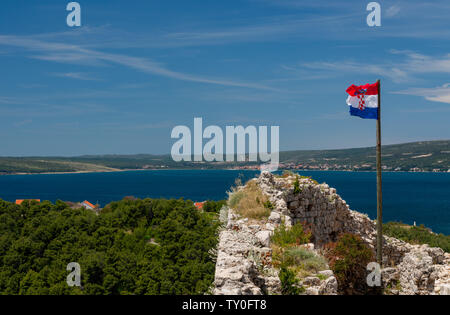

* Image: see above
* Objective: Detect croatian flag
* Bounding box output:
[346,82,379,119]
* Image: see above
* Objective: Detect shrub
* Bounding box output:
[293,177,301,194]
[273,246,328,278]
[228,190,244,209]
[383,222,450,253]
[227,180,271,220]
[325,233,374,295]
[271,223,311,248]
[279,266,304,295]
[203,200,227,213]
[282,247,328,275]
[218,206,229,225]
[263,200,274,210]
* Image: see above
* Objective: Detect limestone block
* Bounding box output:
[268,211,281,224]
[255,230,272,247]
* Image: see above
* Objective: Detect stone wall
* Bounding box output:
[213,209,281,295]
[213,206,337,295]
[213,171,450,295]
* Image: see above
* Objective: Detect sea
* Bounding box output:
[0,170,448,235]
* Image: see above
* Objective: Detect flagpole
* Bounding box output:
[376,79,383,266]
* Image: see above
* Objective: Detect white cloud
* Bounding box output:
[298,61,409,82]
[386,5,401,17]
[52,72,101,81]
[394,83,450,104]
[0,35,275,91]
[390,50,450,74]
[287,51,450,83]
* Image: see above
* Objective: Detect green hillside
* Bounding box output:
[0,158,119,174]
[0,140,449,174]
[0,198,218,294]
[279,140,450,171]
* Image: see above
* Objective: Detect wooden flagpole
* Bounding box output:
[376,79,383,266]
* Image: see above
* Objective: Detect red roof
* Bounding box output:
[194,202,205,210]
[16,199,40,205]
[82,200,96,209]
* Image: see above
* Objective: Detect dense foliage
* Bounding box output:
[325,233,375,295]
[0,198,219,295]
[384,222,450,253]
[202,200,227,213]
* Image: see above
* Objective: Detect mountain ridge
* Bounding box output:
[0,140,449,174]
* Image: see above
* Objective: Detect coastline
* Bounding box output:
[1,167,448,235]
[1,168,449,176]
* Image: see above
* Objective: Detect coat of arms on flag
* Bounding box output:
[346,81,379,119]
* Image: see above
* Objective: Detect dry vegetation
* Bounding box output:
[227,179,271,220]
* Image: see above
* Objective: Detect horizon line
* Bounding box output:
[0,139,448,158]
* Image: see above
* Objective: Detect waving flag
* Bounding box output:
[346,81,379,119]
[345,79,384,265]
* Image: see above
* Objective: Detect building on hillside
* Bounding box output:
[16,199,40,205]
[194,201,206,210]
[81,200,97,210]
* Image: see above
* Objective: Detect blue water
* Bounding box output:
[0,170,448,235]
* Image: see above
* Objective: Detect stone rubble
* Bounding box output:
[213,171,450,295]
[213,210,281,295]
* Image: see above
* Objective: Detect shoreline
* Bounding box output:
[1,168,449,176]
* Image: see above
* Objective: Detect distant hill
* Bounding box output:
[0,140,449,174]
[0,158,120,174]
[279,140,450,172]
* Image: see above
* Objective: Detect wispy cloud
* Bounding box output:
[386,5,401,18]
[285,51,450,83]
[251,0,450,40]
[0,34,275,90]
[394,83,450,104]
[3,2,447,52]
[390,50,450,74]
[296,61,409,82]
[51,72,101,81]
[162,13,359,46]
[13,119,33,127]
[12,13,362,50]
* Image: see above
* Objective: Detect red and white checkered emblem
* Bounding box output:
[354,88,368,110]
[357,94,366,110]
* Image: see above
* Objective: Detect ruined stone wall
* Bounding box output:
[213,171,450,295]
[213,209,282,295]
[257,172,415,266]
[257,171,377,243]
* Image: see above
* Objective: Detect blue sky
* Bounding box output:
[0,0,449,156]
